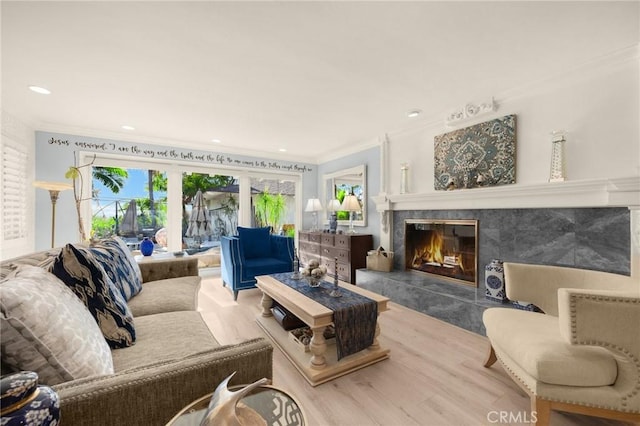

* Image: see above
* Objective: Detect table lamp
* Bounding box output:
[304,198,323,231]
[33,181,74,248]
[340,194,361,234]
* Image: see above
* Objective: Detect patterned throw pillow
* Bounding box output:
[0,266,114,385]
[90,237,143,300]
[50,244,136,348]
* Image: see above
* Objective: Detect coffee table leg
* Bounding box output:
[260,292,273,318]
[370,319,381,350]
[309,326,327,370]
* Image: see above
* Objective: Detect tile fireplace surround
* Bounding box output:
[357,207,631,335]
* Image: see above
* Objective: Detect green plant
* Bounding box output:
[254,189,286,232]
[91,216,117,239]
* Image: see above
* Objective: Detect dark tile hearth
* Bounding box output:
[357,269,498,335]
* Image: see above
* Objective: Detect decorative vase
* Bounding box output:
[485,259,507,303]
[329,212,338,234]
[0,371,60,426]
[140,237,154,256]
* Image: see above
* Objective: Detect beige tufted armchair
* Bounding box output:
[483,262,640,425]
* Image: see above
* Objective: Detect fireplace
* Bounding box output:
[404,219,478,287]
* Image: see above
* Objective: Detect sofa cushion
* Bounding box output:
[238,226,271,259]
[127,276,200,317]
[90,237,143,300]
[243,257,291,279]
[50,244,136,349]
[111,311,219,372]
[0,248,59,280]
[0,266,114,385]
[483,308,617,387]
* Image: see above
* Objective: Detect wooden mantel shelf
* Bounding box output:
[372,176,640,211]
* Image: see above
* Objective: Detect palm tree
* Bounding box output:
[93,167,128,193]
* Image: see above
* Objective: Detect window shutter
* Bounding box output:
[2,142,29,241]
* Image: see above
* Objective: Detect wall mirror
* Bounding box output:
[322,164,367,227]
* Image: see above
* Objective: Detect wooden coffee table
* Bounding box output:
[255,274,390,387]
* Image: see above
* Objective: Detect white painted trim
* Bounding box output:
[376,176,640,211]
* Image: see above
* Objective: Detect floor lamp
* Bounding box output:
[34,181,73,248]
[340,194,361,234]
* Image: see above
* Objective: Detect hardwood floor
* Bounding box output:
[196,270,634,426]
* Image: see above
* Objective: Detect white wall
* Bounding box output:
[386,47,639,197]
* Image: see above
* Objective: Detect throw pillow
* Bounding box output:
[50,244,136,348]
[237,226,271,259]
[90,236,143,300]
[0,266,114,385]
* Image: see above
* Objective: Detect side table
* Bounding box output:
[166,384,306,426]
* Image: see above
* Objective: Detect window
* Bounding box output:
[2,142,29,241]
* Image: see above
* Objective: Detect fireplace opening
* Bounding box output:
[404,219,478,287]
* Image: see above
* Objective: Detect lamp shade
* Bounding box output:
[327,199,342,212]
[340,194,361,212]
[33,181,73,192]
[305,198,323,212]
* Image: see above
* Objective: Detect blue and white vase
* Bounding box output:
[0,371,60,426]
[485,259,508,303]
[140,237,154,256]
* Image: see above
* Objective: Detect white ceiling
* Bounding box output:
[2,1,638,163]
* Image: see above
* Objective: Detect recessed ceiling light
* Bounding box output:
[407,110,421,118]
[279,148,287,152]
[28,85,51,95]
[211,139,221,143]
[121,125,135,131]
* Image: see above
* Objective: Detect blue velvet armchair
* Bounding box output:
[221,227,294,300]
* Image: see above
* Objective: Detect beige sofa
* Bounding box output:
[483,262,640,425]
[0,248,273,426]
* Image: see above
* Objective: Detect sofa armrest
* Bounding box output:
[270,235,294,263]
[52,338,273,426]
[138,256,199,283]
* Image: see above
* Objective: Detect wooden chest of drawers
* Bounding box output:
[298,231,373,284]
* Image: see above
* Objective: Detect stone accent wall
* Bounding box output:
[393,207,631,283]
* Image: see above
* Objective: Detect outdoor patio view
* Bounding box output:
[91,168,296,254]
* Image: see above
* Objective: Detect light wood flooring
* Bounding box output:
[196,269,634,426]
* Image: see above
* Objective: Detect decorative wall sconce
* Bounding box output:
[549,130,567,182]
[304,198,323,231]
[400,163,409,194]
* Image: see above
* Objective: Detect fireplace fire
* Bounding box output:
[404,219,478,287]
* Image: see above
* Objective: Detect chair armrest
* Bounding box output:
[558,288,640,352]
[138,257,199,283]
[270,235,294,263]
[52,338,273,426]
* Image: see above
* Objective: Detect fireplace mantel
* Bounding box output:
[373,176,640,212]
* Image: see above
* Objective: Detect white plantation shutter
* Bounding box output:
[2,142,29,241]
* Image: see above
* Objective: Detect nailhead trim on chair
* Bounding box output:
[492,294,640,414]
[567,293,640,412]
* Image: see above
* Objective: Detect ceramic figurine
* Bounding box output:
[201,372,269,426]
